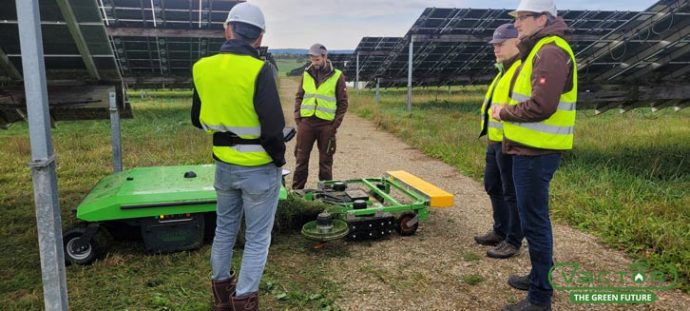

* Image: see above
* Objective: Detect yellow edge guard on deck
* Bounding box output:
[386,171,454,208]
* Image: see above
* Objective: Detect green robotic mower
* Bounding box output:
[63,164,290,265]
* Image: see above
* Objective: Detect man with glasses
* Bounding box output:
[492,0,577,310]
[292,43,349,190]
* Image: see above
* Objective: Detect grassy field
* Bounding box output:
[1,84,688,309]
[274,57,307,76]
[348,87,690,291]
[0,96,343,310]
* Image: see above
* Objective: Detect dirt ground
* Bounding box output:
[277,78,690,310]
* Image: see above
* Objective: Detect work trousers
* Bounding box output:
[513,154,561,306]
[292,118,336,189]
[210,161,281,296]
[484,142,523,248]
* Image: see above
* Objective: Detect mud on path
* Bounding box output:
[276,77,689,310]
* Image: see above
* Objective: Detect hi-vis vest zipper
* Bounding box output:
[193,53,272,166]
[480,60,522,142]
[503,36,577,150]
[301,69,342,121]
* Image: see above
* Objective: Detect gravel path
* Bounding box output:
[277,77,689,311]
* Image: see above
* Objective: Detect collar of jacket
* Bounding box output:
[517,17,569,60]
[495,54,520,72]
[218,39,261,59]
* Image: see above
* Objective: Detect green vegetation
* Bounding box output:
[274,57,307,76]
[462,274,485,286]
[0,97,341,310]
[349,87,690,291]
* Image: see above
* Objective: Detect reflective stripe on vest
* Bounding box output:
[480,60,521,142]
[301,69,342,121]
[503,36,578,150]
[193,53,273,166]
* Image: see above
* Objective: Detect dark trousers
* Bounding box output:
[484,142,523,248]
[292,119,336,189]
[513,154,561,306]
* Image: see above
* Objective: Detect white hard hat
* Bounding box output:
[510,0,557,17]
[225,2,266,32]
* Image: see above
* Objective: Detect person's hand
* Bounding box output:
[492,105,505,121]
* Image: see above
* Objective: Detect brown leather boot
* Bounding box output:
[212,273,236,311]
[231,292,258,311]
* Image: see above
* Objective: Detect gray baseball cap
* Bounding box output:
[488,23,518,44]
[309,43,327,56]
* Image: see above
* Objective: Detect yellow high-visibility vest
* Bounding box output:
[300,69,342,121]
[503,36,577,150]
[193,53,272,166]
[480,60,522,142]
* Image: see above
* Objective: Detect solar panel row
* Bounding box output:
[344,1,690,110]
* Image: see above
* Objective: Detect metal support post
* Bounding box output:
[355,51,360,92]
[109,91,122,172]
[407,36,414,112]
[17,0,69,309]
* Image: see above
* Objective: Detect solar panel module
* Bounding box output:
[0,0,128,126]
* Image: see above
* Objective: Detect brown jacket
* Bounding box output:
[499,17,575,156]
[294,60,349,129]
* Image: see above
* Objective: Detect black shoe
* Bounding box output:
[487,241,520,259]
[474,231,503,246]
[508,274,530,291]
[500,298,551,311]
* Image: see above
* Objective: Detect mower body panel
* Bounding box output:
[76,165,288,222]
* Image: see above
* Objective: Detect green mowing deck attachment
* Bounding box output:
[296,171,454,241]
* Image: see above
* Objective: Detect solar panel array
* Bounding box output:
[0,0,127,126]
[344,0,690,110]
[370,8,640,86]
[101,0,275,87]
[0,0,120,83]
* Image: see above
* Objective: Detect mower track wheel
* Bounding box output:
[63,227,105,265]
[395,213,419,236]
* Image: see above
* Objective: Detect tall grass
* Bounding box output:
[349,88,690,291]
[0,97,343,310]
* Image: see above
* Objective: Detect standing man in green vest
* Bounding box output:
[191,3,284,311]
[292,43,349,189]
[475,23,524,260]
[492,0,577,310]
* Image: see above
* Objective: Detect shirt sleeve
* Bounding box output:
[191,86,202,129]
[332,73,349,129]
[501,45,571,123]
[254,63,286,167]
[294,75,304,121]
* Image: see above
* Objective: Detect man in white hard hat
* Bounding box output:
[492,0,577,310]
[292,43,348,190]
[191,3,284,311]
[476,23,524,260]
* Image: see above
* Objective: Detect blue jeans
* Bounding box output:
[513,154,561,306]
[484,143,523,248]
[211,161,281,297]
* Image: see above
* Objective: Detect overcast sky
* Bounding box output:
[248,0,657,49]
